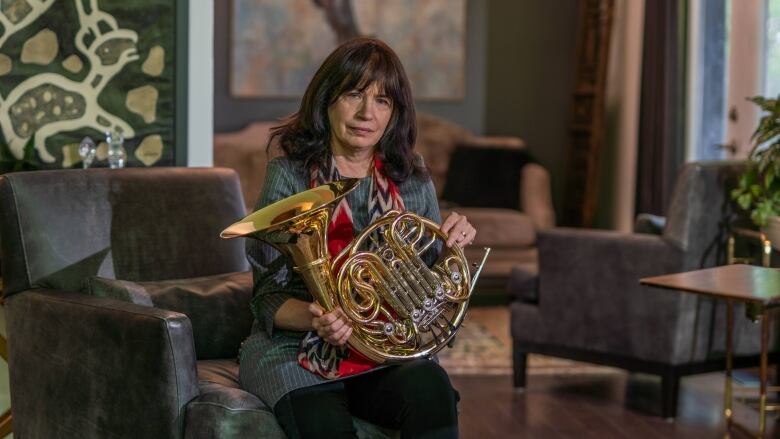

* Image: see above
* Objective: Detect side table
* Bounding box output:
[641,264,780,438]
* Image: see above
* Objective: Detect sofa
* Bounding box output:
[214,113,556,297]
[509,161,776,418]
[0,167,395,438]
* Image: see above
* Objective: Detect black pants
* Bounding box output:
[274,359,459,439]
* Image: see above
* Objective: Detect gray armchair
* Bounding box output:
[510,161,771,418]
[0,168,393,438]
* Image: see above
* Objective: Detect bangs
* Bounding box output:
[332,49,404,103]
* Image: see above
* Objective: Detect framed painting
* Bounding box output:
[230,0,466,100]
[0,0,188,169]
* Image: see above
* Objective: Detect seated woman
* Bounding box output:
[239,37,476,439]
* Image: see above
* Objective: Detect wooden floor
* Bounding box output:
[451,370,780,438]
[450,307,780,438]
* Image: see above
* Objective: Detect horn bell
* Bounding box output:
[220,178,360,239]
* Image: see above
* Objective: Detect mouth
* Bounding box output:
[348,126,374,136]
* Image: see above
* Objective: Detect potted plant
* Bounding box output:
[731,95,780,243]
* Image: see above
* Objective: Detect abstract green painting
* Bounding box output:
[0,0,182,168]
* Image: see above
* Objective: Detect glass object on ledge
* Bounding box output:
[105,130,125,169]
[78,136,97,169]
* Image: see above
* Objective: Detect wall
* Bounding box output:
[484,1,580,220]
[212,1,581,218]
[213,1,486,134]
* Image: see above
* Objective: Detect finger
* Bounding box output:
[327,306,351,326]
[327,322,352,344]
[447,231,460,248]
[334,321,352,341]
[326,317,346,334]
[308,302,324,317]
[447,225,468,248]
[448,215,472,247]
[319,309,340,325]
[316,309,348,337]
[312,315,332,333]
[460,221,474,238]
[460,234,475,248]
[441,212,460,234]
[335,326,353,346]
[331,306,348,321]
[458,225,476,248]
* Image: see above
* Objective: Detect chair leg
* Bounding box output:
[661,371,680,419]
[512,341,527,389]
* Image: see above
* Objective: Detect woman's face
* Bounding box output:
[328,82,393,155]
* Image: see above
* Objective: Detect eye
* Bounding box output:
[376,97,392,108]
[344,91,362,100]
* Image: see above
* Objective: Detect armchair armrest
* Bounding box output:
[634,213,666,235]
[6,289,199,438]
[526,228,712,364]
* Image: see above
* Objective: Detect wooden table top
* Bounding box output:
[640,264,780,306]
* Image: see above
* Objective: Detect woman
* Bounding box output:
[240,37,476,439]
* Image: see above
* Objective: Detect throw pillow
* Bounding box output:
[441,143,535,210]
[86,271,253,360]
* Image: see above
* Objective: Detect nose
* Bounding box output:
[355,97,374,121]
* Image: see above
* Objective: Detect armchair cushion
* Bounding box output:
[86,271,254,360]
[185,360,285,439]
[186,360,398,439]
[442,143,534,210]
[440,207,536,248]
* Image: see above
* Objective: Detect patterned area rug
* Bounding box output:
[438,308,622,376]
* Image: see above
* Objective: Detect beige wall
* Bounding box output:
[483,1,580,221]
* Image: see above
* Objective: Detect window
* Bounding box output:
[766,0,780,97]
[688,0,778,160]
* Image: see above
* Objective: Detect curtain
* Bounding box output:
[635,0,688,216]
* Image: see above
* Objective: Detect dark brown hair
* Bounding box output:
[268,37,425,183]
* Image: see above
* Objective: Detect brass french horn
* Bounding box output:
[221,179,490,363]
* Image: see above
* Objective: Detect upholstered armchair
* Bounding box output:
[510,161,772,418]
[0,168,394,438]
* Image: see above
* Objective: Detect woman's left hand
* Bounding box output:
[441,211,476,248]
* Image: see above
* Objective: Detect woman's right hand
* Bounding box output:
[309,303,353,346]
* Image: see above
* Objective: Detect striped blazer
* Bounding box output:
[239,156,442,408]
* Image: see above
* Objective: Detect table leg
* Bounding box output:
[725,299,734,425]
